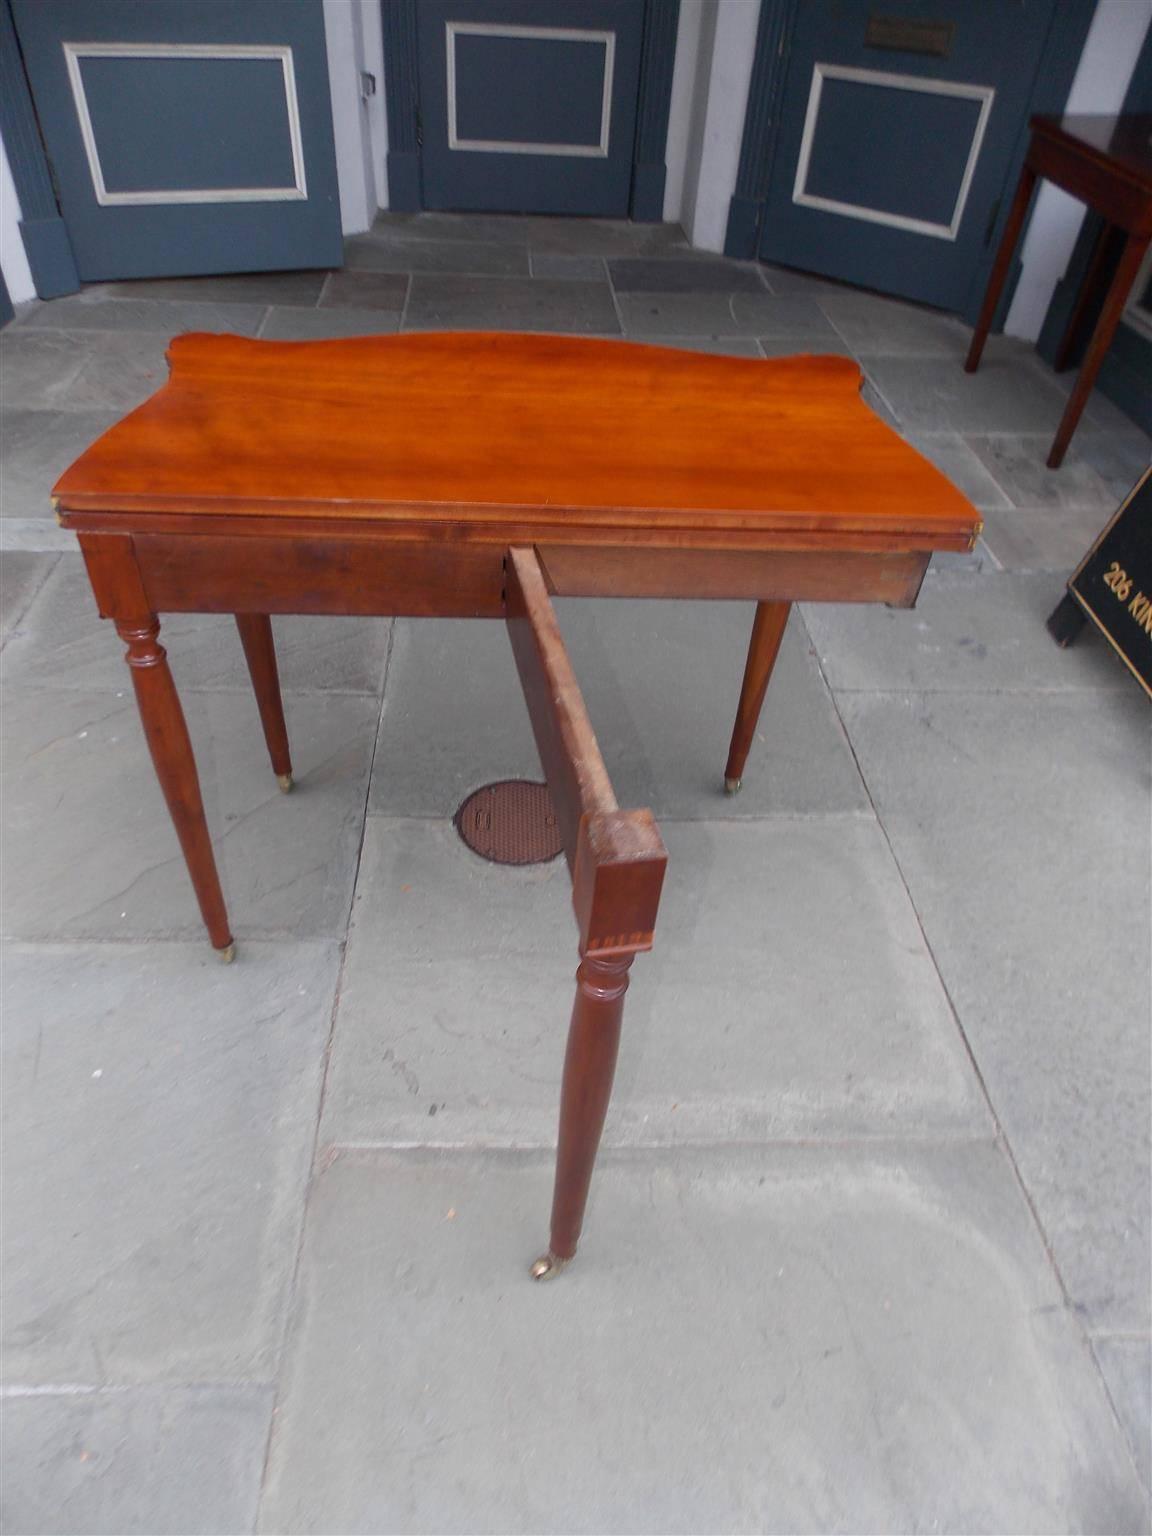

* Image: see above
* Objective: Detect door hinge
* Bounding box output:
[983,197,1002,247]
[415,109,423,149]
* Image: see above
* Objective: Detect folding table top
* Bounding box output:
[54,331,980,553]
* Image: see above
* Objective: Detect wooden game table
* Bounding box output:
[53,331,980,1278]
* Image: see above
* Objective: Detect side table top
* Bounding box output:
[54,331,979,551]
[1032,113,1152,192]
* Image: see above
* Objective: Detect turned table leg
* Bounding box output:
[506,548,666,1279]
[531,952,632,1280]
[724,600,790,794]
[235,614,293,792]
[116,616,235,959]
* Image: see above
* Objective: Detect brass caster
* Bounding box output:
[276,773,294,794]
[724,776,742,795]
[530,1252,570,1282]
[216,941,237,965]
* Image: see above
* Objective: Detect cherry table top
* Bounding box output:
[54,331,980,552]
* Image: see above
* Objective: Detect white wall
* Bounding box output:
[669,2,710,231]
[663,0,706,225]
[1005,0,1152,339]
[323,0,386,233]
[0,130,36,305]
[361,0,389,211]
[665,0,760,248]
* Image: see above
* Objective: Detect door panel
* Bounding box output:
[760,1,1060,312]
[797,67,991,236]
[417,0,644,215]
[11,0,343,281]
[71,51,301,198]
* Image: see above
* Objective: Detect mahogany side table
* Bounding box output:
[54,331,980,1278]
[966,112,1152,468]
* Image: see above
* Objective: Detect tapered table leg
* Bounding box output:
[531,953,632,1280]
[235,614,293,791]
[116,616,234,958]
[1047,232,1150,468]
[965,162,1038,374]
[1053,220,1115,372]
[724,600,790,794]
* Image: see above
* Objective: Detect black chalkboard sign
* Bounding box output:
[1048,466,1152,697]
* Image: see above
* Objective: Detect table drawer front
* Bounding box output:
[134,534,506,617]
[538,545,929,605]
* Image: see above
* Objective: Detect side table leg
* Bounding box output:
[1053,220,1115,372]
[1047,233,1150,468]
[531,953,632,1280]
[723,600,790,794]
[235,614,293,792]
[965,163,1038,373]
[116,616,235,958]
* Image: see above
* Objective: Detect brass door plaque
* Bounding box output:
[865,14,955,56]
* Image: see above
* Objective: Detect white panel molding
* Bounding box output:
[445,22,614,157]
[792,63,994,242]
[63,42,308,206]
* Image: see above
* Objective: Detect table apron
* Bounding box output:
[130,533,507,617]
[1030,136,1152,235]
[83,532,930,617]
[538,545,928,605]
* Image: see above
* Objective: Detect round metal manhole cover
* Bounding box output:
[454,780,563,866]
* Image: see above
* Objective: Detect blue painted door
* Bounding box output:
[416,0,644,215]
[11,0,343,280]
[759,1,1062,311]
